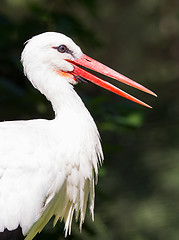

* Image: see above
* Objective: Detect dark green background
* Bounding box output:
[0,0,178,239]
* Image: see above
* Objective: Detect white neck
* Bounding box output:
[27,67,95,126]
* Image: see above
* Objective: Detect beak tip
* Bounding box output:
[151,91,157,97]
[143,103,152,109]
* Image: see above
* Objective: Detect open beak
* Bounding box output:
[67,54,157,108]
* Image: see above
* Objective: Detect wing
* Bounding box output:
[0,115,103,240]
[25,115,103,240]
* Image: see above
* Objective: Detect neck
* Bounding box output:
[27,66,104,180]
[28,68,91,119]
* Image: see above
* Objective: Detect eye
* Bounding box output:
[52,45,74,57]
[57,45,67,53]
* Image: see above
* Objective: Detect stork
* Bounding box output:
[0,32,156,240]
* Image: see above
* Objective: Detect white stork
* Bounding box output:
[0,32,156,240]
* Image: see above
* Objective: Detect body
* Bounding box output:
[0,82,102,237]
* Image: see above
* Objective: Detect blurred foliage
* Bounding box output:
[0,0,179,239]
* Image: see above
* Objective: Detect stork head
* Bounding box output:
[21,32,156,108]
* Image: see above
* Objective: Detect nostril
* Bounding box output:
[85,58,91,62]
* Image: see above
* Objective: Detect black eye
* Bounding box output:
[57,45,67,53]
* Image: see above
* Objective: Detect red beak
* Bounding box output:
[67,54,157,108]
